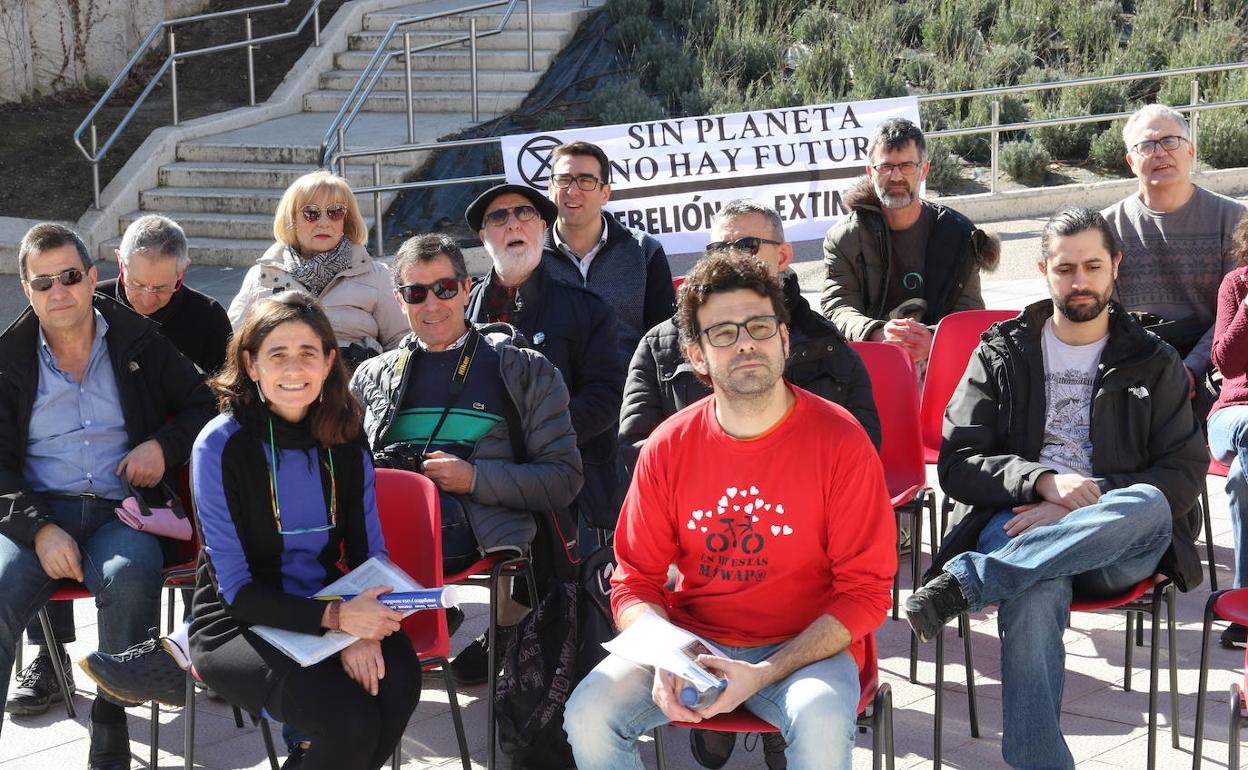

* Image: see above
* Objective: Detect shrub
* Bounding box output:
[922,0,982,61]
[1210,0,1248,22]
[606,0,650,24]
[900,50,940,91]
[705,29,777,84]
[1056,1,1121,69]
[925,140,964,191]
[980,44,1035,87]
[792,6,842,45]
[1088,120,1130,175]
[1032,83,1126,160]
[1018,66,1063,110]
[590,79,666,125]
[840,5,904,72]
[849,65,908,100]
[663,0,715,42]
[1158,22,1246,105]
[793,43,850,103]
[537,111,567,132]
[612,15,656,59]
[1000,140,1051,185]
[1197,109,1248,168]
[989,0,1062,53]
[891,3,926,48]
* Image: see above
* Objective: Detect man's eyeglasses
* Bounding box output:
[397,277,461,304]
[483,204,539,228]
[700,315,781,348]
[25,268,85,292]
[121,270,182,297]
[1130,135,1188,157]
[705,237,783,256]
[550,173,605,191]
[300,204,348,223]
[871,161,922,176]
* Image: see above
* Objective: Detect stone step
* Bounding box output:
[334,47,554,71]
[318,68,542,93]
[98,235,273,268]
[158,160,409,190]
[348,27,571,52]
[119,210,277,241]
[302,88,522,114]
[140,186,396,218]
[175,140,323,166]
[361,8,589,33]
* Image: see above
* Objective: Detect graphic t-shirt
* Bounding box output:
[611,385,896,669]
[885,206,933,316]
[1039,319,1108,476]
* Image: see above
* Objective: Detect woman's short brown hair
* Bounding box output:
[212,292,362,446]
[273,170,368,250]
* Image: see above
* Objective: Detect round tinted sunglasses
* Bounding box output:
[483,204,539,228]
[705,236,783,256]
[25,268,86,292]
[300,204,348,223]
[397,277,462,304]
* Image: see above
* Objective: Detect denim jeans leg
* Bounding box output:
[742,649,860,770]
[0,534,61,708]
[565,653,669,770]
[943,484,1173,610]
[78,505,163,659]
[1209,406,1248,588]
[24,601,76,647]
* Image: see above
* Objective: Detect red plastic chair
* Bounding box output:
[1193,588,1248,769]
[672,276,685,291]
[652,633,893,769]
[374,468,470,770]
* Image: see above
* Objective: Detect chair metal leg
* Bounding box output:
[934,623,944,770]
[654,726,668,770]
[910,502,923,685]
[1166,586,1180,750]
[1137,610,1146,647]
[392,745,400,770]
[884,685,896,770]
[1203,481,1219,591]
[872,701,882,770]
[962,613,979,738]
[1124,611,1135,693]
[258,716,280,770]
[442,665,471,770]
[184,672,196,770]
[486,559,505,770]
[1194,592,1223,770]
[893,511,902,622]
[1232,684,1243,770]
[1147,592,1162,770]
[37,607,75,719]
[150,701,160,770]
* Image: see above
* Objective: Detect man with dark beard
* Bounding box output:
[903,208,1207,770]
[821,117,999,366]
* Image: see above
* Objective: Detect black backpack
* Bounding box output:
[494,545,617,769]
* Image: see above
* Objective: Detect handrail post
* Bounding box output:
[90,123,100,210]
[1190,79,1201,161]
[313,5,321,46]
[373,160,385,259]
[470,17,479,122]
[169,29,180,126]
[989,99,1000,195]
[526,0,534,72]
[337,127,348,177]
[404,31,415,143]
[245,15,256,106]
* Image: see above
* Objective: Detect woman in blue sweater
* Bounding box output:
[189,292,420,770]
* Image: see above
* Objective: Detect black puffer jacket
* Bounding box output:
[619,272,882,471]
[930,300,1208,591]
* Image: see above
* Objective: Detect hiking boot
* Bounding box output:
[450,624,514,687]
[904,572,970,644]
[87,717,131,770]
[280,741,309,770]
[689,729,735,768]
[1222,622,1248,649]
[78,630,185,707]
[6,651,73,715]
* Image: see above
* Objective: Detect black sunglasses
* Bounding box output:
[705,237,783,256]
[26,268,86,292]
[397,277,462,304]
[483,204,539,228]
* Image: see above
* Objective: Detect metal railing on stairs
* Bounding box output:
[73,0,325,210]
[317,0,535,170]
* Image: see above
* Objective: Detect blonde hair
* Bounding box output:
[273,170,368,250]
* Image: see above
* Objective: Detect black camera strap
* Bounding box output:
[418,327,482,458]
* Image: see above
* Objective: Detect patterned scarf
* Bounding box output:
[283,237,355,297]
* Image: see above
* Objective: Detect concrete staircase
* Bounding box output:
[103,0,594,267]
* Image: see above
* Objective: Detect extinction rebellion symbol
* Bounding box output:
[516,135,564,189]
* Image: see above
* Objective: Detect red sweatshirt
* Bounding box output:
[611,384,896,671]
[1212,266,1248,416]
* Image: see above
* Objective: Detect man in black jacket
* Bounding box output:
[0,223,214,770]
[904,208,1206,770]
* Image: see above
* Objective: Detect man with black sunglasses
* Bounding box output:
[822,117,999,367]
[0,222,214,769]
[541,141,675,371]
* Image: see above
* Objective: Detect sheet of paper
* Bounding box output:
[602,611,728,691]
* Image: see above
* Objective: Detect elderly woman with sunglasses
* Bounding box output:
[190,292,420,770]
[229,170,408,371]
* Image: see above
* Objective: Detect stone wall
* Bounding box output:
[0,0,209,103]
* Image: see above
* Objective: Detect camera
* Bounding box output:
[372,443,426,473]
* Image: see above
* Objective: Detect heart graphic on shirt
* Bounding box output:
[776,504,785,514]
[752,516,759,523]
[770,525,781,536]
[744,503,753,514]
[749,486,759,495]
[726,486,738,498]
[764,503,771,510]
[754,498,764,509]
[700,526,708,533]
[783,525,793,535]
[692,510,703,521]
[717,507,725,515]
[687,521,696,530]
[718,496,728,508]
[733,505,740,511]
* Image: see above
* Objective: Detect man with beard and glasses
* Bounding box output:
[903,208,1207,770]
[821,117,999,367]
[565,254,894,770]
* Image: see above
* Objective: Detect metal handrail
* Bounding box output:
[73,0,324,209]
[317,0,534,169]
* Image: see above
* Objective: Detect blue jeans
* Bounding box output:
[565,642,860,770]
[0,496,162,710]
[1210,406,1248,588]
[942,483,1173,770]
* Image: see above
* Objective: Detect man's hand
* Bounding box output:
[1035,472,1101,510]
[421,451,475,494]
[692,654,767,719]
[341,639,385,695]
[1184,366,1197,400]
[1005,501,1070,537]
[651,669,705,723]
[881,319,934,362]
[33,524,83,582]
[116,439,166,488]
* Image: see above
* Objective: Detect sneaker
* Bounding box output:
[1222,622,1248,649]
[689,729,735,768]
[280,741,309,770]
[742,732,787,770]
[78,629,185,707]
[903,572,970,644]
[450,624,514,686]
[6,651,73,715]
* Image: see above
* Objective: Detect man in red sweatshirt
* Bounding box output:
[564,253,896,770]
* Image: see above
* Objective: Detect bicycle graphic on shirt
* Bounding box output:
[705,515,764,555]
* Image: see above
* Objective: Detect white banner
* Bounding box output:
[500,96,921,254]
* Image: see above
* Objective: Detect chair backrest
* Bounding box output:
[672,276,685,291]
[373,468,447,658]
[856,631,880,715]
[920,309,1018,457]
[848,341,926,500]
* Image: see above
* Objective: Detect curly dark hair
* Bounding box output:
[1232,213,1248,268]
[675,253,789,350]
